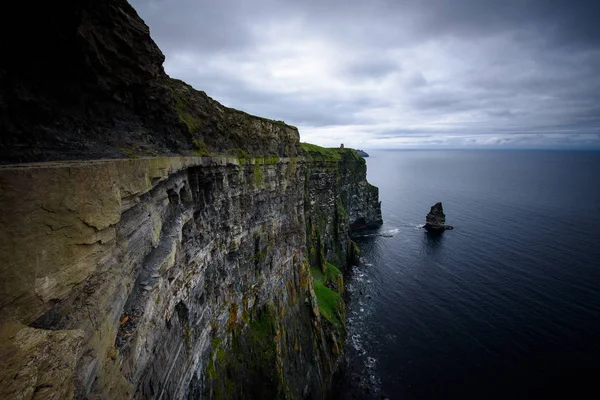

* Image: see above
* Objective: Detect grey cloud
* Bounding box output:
[405,72,427,88]
[133,0,268,53]
[130,0,600,148]
[342,54,399,80]
[487,110,520,118]
[177,74,378,127]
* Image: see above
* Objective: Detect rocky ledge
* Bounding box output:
[425,202,454,232]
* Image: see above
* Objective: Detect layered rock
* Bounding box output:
[0,1,383,398]
[425,202,453,232]
[0,151,381,399]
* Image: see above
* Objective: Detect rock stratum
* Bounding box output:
[0,1,382,399]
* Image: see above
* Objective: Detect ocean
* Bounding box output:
[339,150,600,399]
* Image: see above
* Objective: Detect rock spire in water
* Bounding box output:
[425,202,454,232]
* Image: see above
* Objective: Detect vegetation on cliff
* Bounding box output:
[311,264,345,330]
[300,142,364,164]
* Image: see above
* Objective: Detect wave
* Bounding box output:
[381,228,400,237]
[355,227,400,238]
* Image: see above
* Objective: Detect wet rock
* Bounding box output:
[425,202,454,232]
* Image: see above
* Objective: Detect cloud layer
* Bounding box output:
[130,0,600,148]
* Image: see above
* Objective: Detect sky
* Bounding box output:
[130,0,600,149]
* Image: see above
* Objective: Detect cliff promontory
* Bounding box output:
[0,1,382,399]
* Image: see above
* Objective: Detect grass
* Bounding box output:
[301,142,365,164]
[231,148,251,164]
[253,163,263,186]
[175,97,201,133]
[325,262,342,283]
[310,263,341,285]
[310,263,344,329]
[192,139,210,157]
[312,280,344,329]
[300,142,343,161]
[310,266,325,283]
[262,156,280,165]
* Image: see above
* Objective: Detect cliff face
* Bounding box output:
[0,1,383,398]
[0,152,381,399]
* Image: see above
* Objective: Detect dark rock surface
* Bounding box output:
[425,202,454,232]
[355,149,369,157]
[0,0,300,163]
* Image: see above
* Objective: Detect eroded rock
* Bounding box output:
[425,202,454,232]
[0,154,382,399]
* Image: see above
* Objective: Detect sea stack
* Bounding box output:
[425,202,454,232]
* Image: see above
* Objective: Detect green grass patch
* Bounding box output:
[253,163,263,186]
[343,148,363,162]
[312,280,344,329]
[300,142,343,161]
[175,97,201,133]
[325,262,342,283]
[231,148,251,164]
[310,266,325,284]
[192,139,210,157]
[262,156,280,165]
[311,263,341,285]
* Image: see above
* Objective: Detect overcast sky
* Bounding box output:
[130,0,600,149]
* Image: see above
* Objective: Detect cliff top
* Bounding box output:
[300,143,365,164]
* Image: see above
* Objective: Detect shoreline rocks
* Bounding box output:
[425,202,454,232]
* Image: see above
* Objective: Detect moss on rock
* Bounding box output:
[312,280,344,330]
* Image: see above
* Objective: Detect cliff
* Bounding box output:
[0,0,299,163]
[0,152,381,399]
[0,1,382,399]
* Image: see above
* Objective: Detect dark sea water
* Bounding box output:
[339,150,600,399]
